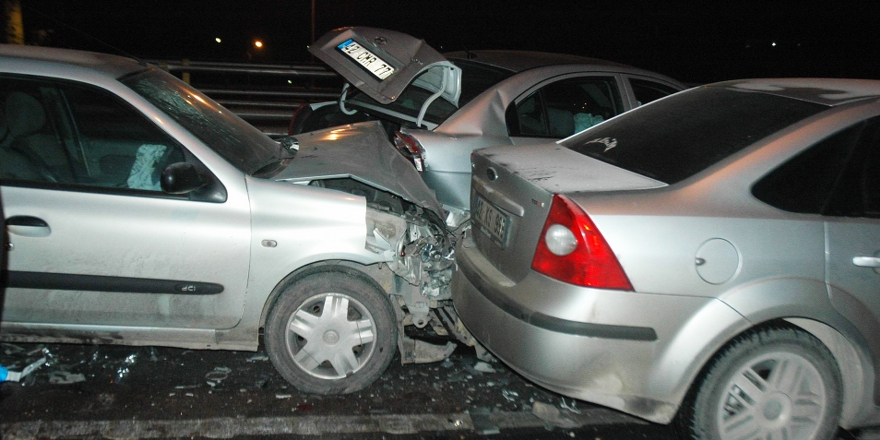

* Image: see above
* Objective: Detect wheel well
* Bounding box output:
[677,318,867,429]
[784,317,869,428]
[258,260,393,329]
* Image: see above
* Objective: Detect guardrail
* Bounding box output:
[151,60,343,136]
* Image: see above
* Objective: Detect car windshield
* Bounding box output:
[563,86,828,184]
[121,68,284,175]
[348,59,512,125]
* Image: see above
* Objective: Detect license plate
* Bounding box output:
[473,194,509,245]
[337,39,395,80]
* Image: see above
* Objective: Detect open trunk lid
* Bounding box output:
[310,27,461,106]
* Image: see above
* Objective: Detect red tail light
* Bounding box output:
[392,131,426,172]
[288,104,311,135]
[531,194,633,290]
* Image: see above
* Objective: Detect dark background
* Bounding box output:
[7,0,880,84]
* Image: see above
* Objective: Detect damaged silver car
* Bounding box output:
[0,44,462,393]
[293,27,686,225]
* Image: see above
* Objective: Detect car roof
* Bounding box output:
[444,50,632,73]
[0,44,146,80]
[710,78,880,106]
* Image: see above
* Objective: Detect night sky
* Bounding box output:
[9,1,880,84]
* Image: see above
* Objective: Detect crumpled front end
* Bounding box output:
[277,122,462,363]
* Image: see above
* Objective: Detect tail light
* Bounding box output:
[531,194,633,290]
[392,131,426,172]
[288,104,312,135]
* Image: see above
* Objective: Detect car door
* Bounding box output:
[0,74,250,331]
[824,116,880,382]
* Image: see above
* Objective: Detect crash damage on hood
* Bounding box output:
[275,121,473,364]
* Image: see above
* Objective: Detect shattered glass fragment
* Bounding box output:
[474,361,496,373]
[502,389,519,402]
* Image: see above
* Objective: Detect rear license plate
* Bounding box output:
[337,39,395,80]
[473,194,509,245]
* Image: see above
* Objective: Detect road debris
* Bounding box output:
[531,401,581,429]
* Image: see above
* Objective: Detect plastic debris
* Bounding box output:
[246,354,269,362]
[205,366,231,387]
[560,397,581,414]
[0,357,46,382]
[48,371,86,384]
[474,361,496,373]
[531,401,581,430]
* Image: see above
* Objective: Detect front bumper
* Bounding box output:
[451,235,745,424]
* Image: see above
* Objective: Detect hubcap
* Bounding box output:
[285,293,376,379]
[716,351,827,440]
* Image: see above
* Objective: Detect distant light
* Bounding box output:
[215,37,222,44]
[254,40,264,49]
[287,80,293,84]
[771,42,777,47]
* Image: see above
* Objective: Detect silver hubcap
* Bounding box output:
[717,351,827,440]
[285,293,376,379]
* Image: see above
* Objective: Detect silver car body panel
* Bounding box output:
[408,66,683,214]
[1,46,454,361]
[279,121,446,220]
[305,37,686,216]
[309,27,461,106]
[454,81,880,428]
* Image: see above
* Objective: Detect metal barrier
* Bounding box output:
[151,60,343,136]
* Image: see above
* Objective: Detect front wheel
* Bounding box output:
[265,271,397,394]
[680,325,842,440]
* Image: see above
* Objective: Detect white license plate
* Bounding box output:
[337,39,395,80]
[473,194,509,244]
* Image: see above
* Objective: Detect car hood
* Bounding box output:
[275,121,446,219]
[310,27,461,106]
[477,142,666,194]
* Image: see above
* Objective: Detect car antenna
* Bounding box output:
[19,4,150,67]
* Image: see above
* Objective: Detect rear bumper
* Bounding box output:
[451,235,745,424]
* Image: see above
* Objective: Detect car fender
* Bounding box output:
[223,177,390,344]
[647,277,877,425]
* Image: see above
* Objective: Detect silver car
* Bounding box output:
[453,79,880,438]
[0,44,461,393]
[295,27,686,225]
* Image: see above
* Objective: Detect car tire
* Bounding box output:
[264,270,397,394]
[680,325,842,440]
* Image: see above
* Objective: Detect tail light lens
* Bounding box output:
[531,194,633,290]
[392,131,426,172]
[288,104,312,135]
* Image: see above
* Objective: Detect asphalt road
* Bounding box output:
[0,341,873,439]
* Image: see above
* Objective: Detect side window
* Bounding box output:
[752,123,862,214]
[630,78,680,106]
[507,76,622,138]
[825,117,880,218]
[0,76,184,192]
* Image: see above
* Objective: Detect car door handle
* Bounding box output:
[852,256,880,268]
[5,216,52,237]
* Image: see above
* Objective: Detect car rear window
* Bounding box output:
[563,86,828,184]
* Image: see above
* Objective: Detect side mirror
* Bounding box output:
[161,162,206,195]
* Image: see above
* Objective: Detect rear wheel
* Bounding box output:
[681,326,842,440]
[265,271,397,394]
